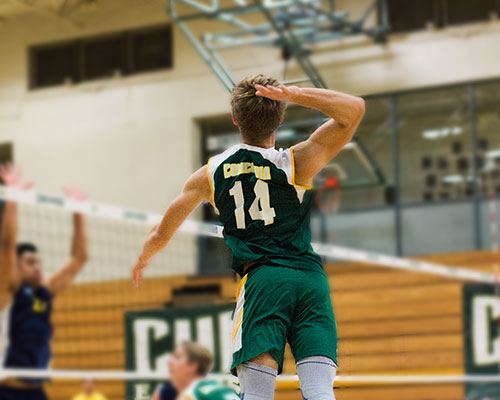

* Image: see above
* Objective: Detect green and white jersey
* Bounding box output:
[183,379,239,400]
[207,143,322,276]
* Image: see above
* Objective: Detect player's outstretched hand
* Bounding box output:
[132,257,149,289]
[255,84,300,102]
[63,185,88,202]
[0,163,33,190]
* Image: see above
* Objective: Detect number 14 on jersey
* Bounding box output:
[229,180,276,229]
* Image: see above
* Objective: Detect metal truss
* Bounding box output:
[168,0,390,91]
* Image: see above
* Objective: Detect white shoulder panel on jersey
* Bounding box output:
[207,144,307,204]
[207,145,243,214]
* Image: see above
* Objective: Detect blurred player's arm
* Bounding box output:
[0,201,20,309]
[255,84,365,187]
[0,164,32,308]
[151,391,160,400]
[46,188,89,295]
[46,212,88,295]
[132,165,211,286]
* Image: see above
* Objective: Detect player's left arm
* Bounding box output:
[45,188,89,295]
[132,165,211,287]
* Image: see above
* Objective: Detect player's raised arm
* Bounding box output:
[132,165,212,287]
[0,202,19,309]
[255,84,365,187]
[0,164,32,309]
[45,187,89,295]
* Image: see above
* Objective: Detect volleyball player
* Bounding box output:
[133,75,365,399]
[0,164,89,400]
[152,341,238,400]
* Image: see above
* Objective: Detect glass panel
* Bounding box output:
[480,198,500,250]
[398,87,472,203]
[401,202,475,255]
[312,208,396,255]
[474,81,500,198]
[341,97,394,210]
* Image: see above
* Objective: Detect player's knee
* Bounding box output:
[237,358,278,400]
[249,352,279,370]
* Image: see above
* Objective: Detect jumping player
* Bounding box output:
[133,75,365,399]
[152,341,239,400]
[0,164,89,400]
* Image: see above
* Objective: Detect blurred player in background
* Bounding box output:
[133,75,365,400]
[72,379,108,400]
[152,341,238,400]
[152,381,177,400]
[0,164,89,400]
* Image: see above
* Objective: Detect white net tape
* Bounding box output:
[0,185,495,283]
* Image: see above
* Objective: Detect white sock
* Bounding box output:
[296,356,337,400]
[237,362,277,400]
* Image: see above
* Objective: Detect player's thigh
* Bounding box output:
[232,266,296,371]
[288,270,338,364]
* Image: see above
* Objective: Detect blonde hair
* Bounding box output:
[181,341,214,376]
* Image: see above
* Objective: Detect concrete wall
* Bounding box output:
[1,0,500,277]
[1,1,500,210]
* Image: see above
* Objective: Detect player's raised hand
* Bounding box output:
[255,84,300,102]
[63,185,89,202]
[132,256,149,288]
[0,163,33,190]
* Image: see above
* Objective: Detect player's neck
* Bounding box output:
[241,134,275,149]
[176,375,201,393]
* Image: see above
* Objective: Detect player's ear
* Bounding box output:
[232,114,238,126]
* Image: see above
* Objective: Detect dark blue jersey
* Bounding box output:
[159,383,177,400]
[0,284,52,382]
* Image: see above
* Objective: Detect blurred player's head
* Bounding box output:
[231,74,286,145]
[16,242,42,287]
[82,379,95,395]
[167,341,214,389]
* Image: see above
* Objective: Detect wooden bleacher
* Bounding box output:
[44,251,496,400]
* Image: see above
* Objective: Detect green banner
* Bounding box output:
[463,284,500,400]
[124,303,235,400]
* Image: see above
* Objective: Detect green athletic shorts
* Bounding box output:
[231,265,338,375]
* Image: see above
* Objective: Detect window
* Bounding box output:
[475,82,500,197]
[29,25,173,89]
[83,35,126,80]
[398,87,472,203]
[30,43,80,88]
[132,27,173,73]
[384,0,440,33]
[475,82,500,249]
[443,0,496,25]
[382,0,499,34]
[0,143,13,165]
[341,97,394,210]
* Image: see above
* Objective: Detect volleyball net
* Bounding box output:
[0,185,499,400]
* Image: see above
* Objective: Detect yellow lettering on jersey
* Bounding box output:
[222,163,271,180]
[33,298,47,313]
[223,163,231,179]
